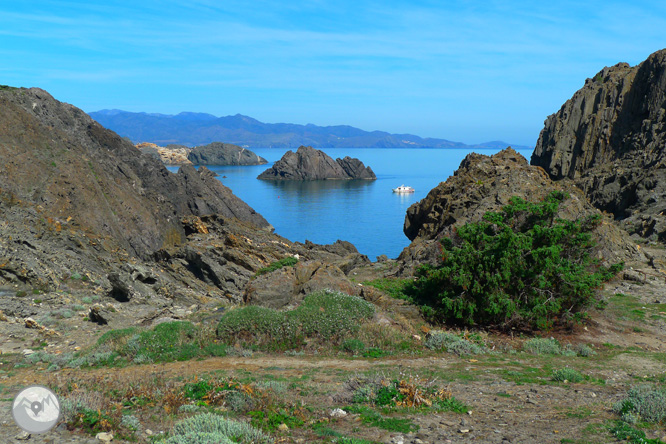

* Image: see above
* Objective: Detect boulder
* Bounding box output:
[188,142,267,166]
[257,146,376,180]
[243,261,359,309]
[531,49,666,242]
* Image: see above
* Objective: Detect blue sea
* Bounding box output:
[169,148,534,260]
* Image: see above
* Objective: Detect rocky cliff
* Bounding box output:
[531,49,666,241]
[188,142,267,166]
[399,148,640,274]
[257,146,376,180]
[0,86,375,318]
[0,87,271,289]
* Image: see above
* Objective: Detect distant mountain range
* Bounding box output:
[88,109,532,150]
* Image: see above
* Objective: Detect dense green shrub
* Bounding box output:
[216,290,375,350]
[406,192,622,330]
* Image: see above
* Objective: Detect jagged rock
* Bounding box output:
[188,142,267,166]
[88,305,111,325]
[257,146,376,180]
[24,317,42,329]
[399,148,641,274]
[336,156,377,179]
[107,273,137,302]
[531,49,666,242]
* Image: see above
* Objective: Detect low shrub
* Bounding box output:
[552,367,584,383]
[523,338,561,355]
[424,331,485,356]
[162,413,271,444]
[613,385,666,424]
[83,321,227,366]
[216,290,375,350]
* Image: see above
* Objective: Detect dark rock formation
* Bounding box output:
[398,148,641,274]
[257,146,376,180]
[0,88,271,258]
[188,142,267,166]
[0,87,272,292]
[155,215,370,304]
[531,49,666,242]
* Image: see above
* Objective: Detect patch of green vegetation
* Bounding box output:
[523,338,561,355]
[404,192,623,330]
[254,256,298,277]
[363,347,391,358]
[0,85,18,91]
[364,277,411,300]
[610,422,663,444]
[248,408,304,432]
[562,406,594,419]
[341,338,366,355]
[552,367,584,383]
[80,321,226,366]
[344,405,418,433]
[216,290,375,350]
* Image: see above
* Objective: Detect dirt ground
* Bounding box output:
[2,248,666,444]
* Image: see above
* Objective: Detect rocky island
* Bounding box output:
[257,145,376,180]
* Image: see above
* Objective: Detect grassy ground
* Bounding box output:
[2,287,666,443]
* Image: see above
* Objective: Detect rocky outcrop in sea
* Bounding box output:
[188,142,267,166]
[257,145,376,180]
[531,49,666,242]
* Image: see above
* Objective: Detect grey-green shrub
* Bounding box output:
[424,331,485,356]
[523,338,561,355]
[162,432,235,444]
[613,385,666,424]
[163,413,272,444]
[255,380,287,394]
[121,414,141,430]
[552,367,584,383]
[224,391,254,413]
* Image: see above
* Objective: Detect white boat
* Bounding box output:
[392,185,414,193]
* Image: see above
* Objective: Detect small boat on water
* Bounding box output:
[392,185,415,193]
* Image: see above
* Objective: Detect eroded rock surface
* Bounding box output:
[531,49,666,242]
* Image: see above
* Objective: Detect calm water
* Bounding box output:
[169,148,533,260]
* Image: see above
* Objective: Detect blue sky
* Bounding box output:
[1,1,665,146]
